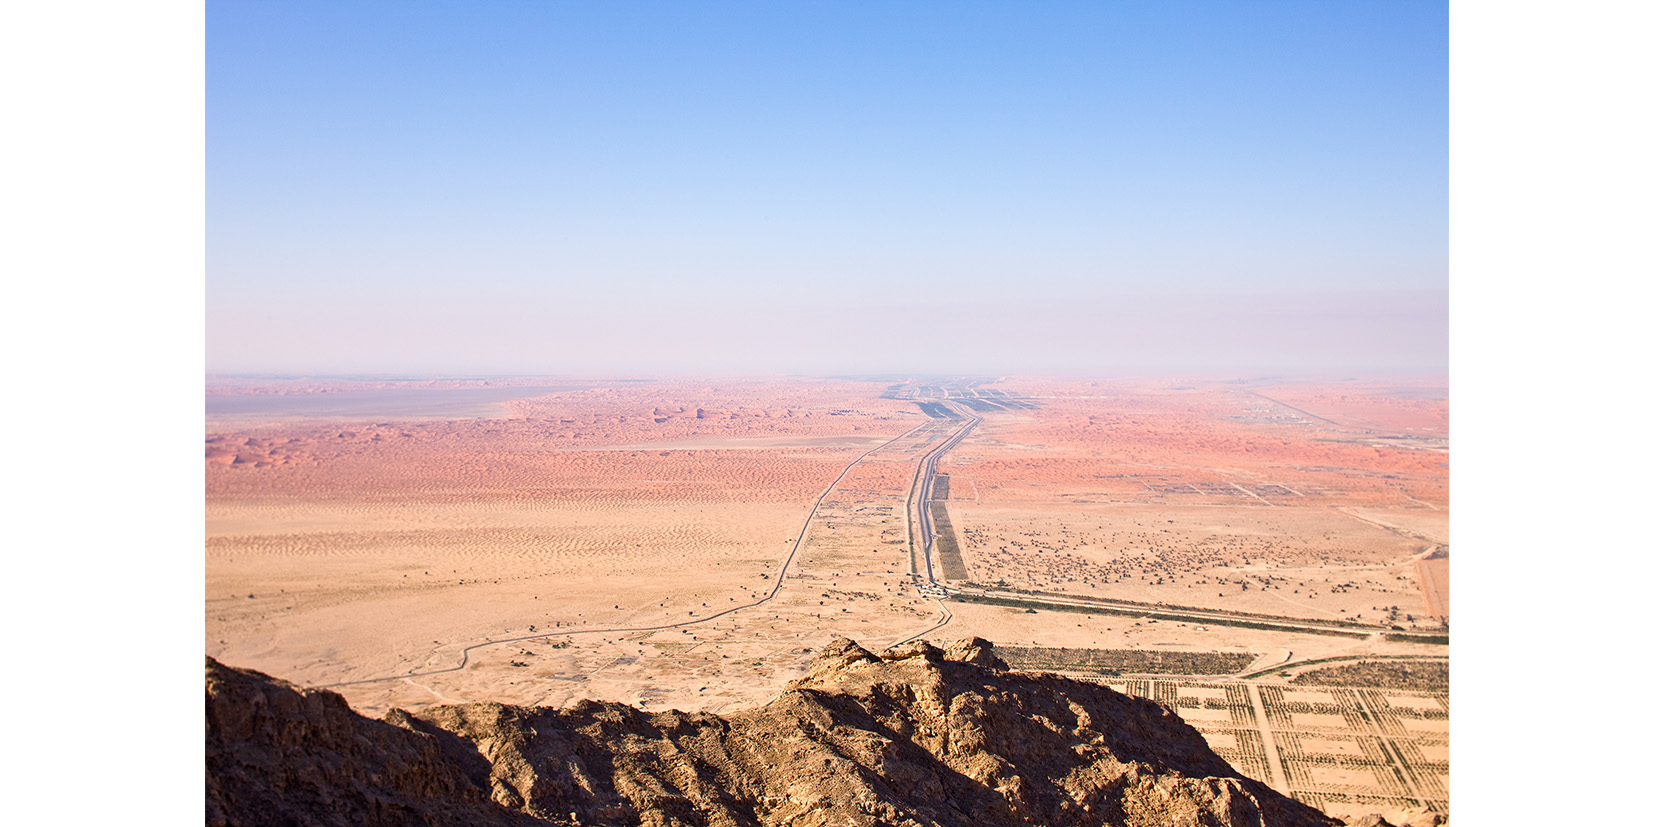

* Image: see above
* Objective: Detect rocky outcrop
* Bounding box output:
[206,638,1391,826]
[204,655,547,826]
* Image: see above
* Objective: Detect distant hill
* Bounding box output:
[207,638,1432,827]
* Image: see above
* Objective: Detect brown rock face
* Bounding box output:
[206,638,1344,827]
[204,656,545,826]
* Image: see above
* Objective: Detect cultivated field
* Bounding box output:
[1055,674,1449,820]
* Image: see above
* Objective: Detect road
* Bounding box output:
[883,393,992,647]
[321,421,928,689]
[882,387,1441,645]
[905,401,982,585]
[323,379,1036,686]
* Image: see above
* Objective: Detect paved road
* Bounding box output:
[323,381,1019,688]
[907,402,981,585]
[886,398,983,646]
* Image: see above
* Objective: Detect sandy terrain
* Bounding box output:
[207,378,928,715]
[930,378,1447,634]
[900,377,1448,817]
[206,373,1446,816]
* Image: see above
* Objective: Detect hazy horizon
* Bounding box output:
[208,2,1446,377]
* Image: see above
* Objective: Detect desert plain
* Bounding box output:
[206,374,1447,819]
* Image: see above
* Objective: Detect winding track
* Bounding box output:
[324,389,993,688]
[322,422,927,689]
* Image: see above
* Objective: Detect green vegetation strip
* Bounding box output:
[999,645,1254,676]
[1248,652,1448,677]
[960,584,1395,632]
[931,502,970,581]
[1287,659,1449,692]
[948,593,1371,639]
[1382,632,1449,644]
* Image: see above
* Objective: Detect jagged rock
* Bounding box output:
[1343,817,1396,827]
[880,640,944,663]
[206,640,1404,826]
[942,637,1007,671]
[1342,808,1443,827]
[204,658,550,826]
[809,636,882,674]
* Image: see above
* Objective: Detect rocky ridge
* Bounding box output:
[206,637,1436,827]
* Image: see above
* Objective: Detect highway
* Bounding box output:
[905,401,981,587]
[887,398,983,646]
[883,385,1439,646]
[321,379,1040,685]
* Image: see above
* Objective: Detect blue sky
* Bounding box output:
[208,1,1446,376]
